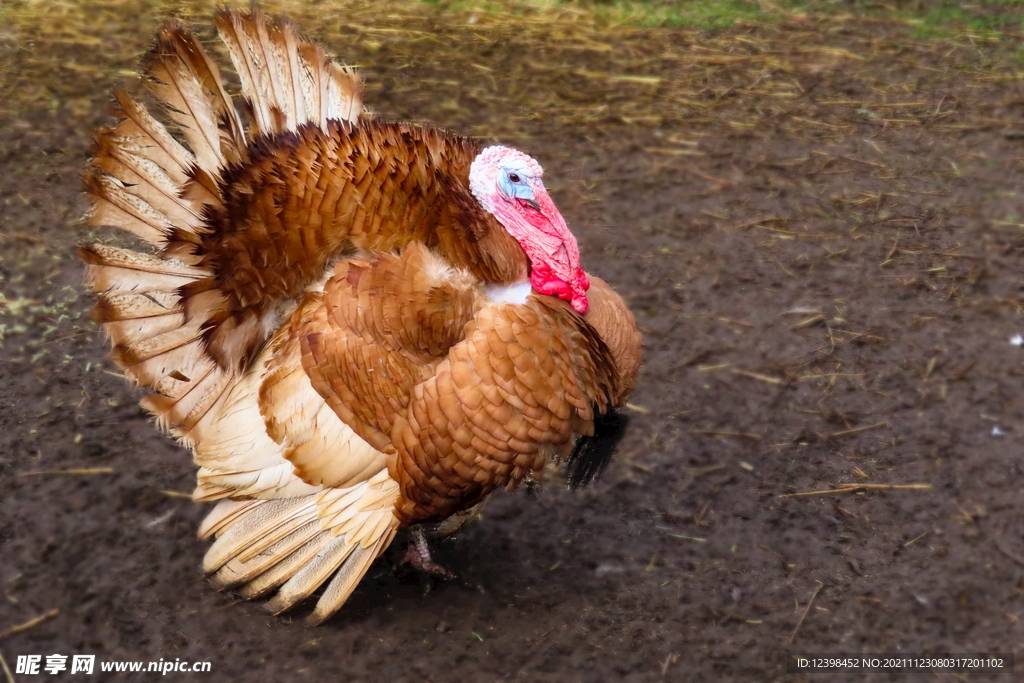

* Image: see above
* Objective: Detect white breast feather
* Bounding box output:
[486,282,532,305]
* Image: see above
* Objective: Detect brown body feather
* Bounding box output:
[80,9,641,624]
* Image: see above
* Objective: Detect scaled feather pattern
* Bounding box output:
[80,8,642,624]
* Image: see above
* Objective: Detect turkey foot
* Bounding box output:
[401,527,456,579]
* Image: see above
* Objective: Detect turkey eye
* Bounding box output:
[508,173,521,183]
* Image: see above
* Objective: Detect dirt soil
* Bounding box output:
[3,1,1024,681]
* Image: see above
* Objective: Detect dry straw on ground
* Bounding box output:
[4,0,1022,142]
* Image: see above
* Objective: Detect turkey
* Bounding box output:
[80,8,642,624]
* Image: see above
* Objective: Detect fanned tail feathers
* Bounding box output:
[214,7,363,137]
[82,9,365,442]
[78,243,230,438]
[199,470,400,624]
[140,19,246,176]
[83,8,395,624]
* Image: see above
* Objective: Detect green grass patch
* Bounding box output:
[579,0,773,29]
[419,0,791,28]
[420,0,1024,33]
[908,1,1024,38]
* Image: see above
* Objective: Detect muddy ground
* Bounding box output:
[2,1,1024,681]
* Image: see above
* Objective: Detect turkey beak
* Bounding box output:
[520,197,541,211]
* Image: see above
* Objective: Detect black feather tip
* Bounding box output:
[564,404,630,490]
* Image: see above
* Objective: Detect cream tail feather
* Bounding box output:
[200,470,399,625]
[81,9,396,623]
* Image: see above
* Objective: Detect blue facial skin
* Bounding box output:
[498,169,541,210]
